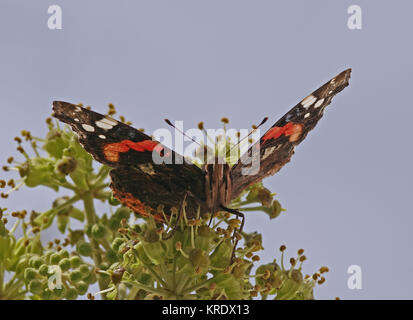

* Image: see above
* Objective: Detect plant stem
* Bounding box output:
[182,277,214,295]
[125,280,171,297]
[34,194,81,226]
[0,262,4,295]
[82,191,107,298]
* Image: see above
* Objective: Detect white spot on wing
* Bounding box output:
[96,121,113,130]
[314,98,324,108]
[74,118,80,122]
[304,113,310,118]
[301,95,317,109]
[262,146,276,160]
[82,124,95,132]
[98,134,106,139]
[100,117,118,126]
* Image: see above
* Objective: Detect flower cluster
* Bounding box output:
[0,104,328,300]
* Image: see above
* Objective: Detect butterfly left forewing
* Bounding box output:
[52,100,207,220]
[230,69,352,200]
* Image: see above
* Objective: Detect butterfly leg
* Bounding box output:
[162,192,188,240]
[220,205,245,263]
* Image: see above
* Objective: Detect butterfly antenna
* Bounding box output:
[229,116,268,154]
[164,119,202,146]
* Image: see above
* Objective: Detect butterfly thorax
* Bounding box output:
[203,162,232,213]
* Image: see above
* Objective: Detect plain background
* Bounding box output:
[1,1,412,299]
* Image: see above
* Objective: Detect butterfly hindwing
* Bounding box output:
[230,69,351,199]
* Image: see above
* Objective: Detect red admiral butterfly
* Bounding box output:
[52,69,351,237]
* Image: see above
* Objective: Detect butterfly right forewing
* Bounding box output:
[230,69,352,200]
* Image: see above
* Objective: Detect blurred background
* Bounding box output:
[1,0,412,299]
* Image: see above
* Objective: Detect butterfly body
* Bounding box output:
[52,69,351,221]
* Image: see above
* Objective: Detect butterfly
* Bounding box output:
[52,69,351,240]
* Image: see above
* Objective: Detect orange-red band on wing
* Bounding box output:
[112,189,165,222]
[103,139,162,162]
[262,123,303,143]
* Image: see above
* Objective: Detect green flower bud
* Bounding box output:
[65,287,78,300]
[39,264,50,276]
[189,248,210,270]
[111,237,125,253]
[70,270,83,282]
[44,250,54,262]
[82,271,97,284]
[44,128,69,159]
[69,256,82,269]
[59,258,71,271]
[76,240,92,257]
[79,264,90,276]
[24,268,38,282]
[29,256,45,269]
[232,264,247,279]
[50,253,61,265]
[55,156,77,175]
[257,187,273,207]
[59,250,69,259]
[116,207,131,220]
[263,200,284,219]
[28,279,43,295]
[75,281,88,295]
[108,194,121,206]
[52,286,66,299]
[108,217,121,230]
[17,158,59,191]
[16,257,29,274]
[244,232,262,249]
[106,249,118,264]
[256,263,282,289]
[290,269,303,282]
[91,224,106,239]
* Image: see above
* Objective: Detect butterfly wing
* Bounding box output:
[53,101,179,167]
[230,69,352,200]
[52,101,206,219]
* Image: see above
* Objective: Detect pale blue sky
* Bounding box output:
[1,1,412,299]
